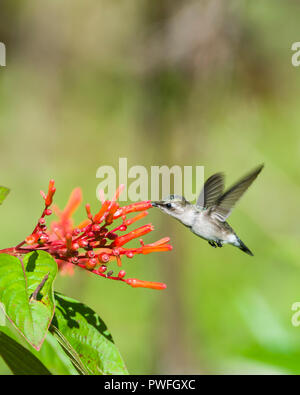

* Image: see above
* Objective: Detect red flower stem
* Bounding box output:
[0,245,49,255]
[106,224,124,235]
[15,241,26,249]
[76,261,126,283]
[0,247,16,254]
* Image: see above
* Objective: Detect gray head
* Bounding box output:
[152,195,195,227]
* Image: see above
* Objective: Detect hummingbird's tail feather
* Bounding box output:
[237,237,254,256]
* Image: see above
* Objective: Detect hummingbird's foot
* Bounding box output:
[216,240,223,248]
[208,241,217,248]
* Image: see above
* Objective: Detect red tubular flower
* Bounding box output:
[125,278,167,290]
[124,211,148,226]
[105,202,120,225]
[93,200,110,223]
[141,245,172,254]
[4,181,171,290]
[113,224,154,247]
[113,201,152,219]
[44,179,56,207]
[85,204,93,220]
[60,188,82,221]
[112,184,125,202]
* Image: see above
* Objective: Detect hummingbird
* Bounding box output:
[152,165,264,256]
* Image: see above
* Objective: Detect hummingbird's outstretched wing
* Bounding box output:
[196,173,224,209]
[210,164,264,222]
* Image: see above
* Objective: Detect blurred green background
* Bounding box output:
[1,0,300,374]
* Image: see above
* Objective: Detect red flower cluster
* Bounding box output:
[6,181,172,290]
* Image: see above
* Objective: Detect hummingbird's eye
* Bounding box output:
[166,203,172,209]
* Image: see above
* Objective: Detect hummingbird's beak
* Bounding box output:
[151,201,162,207]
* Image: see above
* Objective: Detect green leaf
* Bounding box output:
[36,331,79,375]
[0,186,9,205]
[0,251,58,350]
[50,324,90,375]
[53,293,128,375]
[1,323,78,375]
[0,329,51,375]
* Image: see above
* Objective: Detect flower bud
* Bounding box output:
[73,228,81,236]
[86,258,97,270]
[112,248,120,256]
[38,234,49,245]
[25,234,39,245]
[78,239,89,248]
[87,250,95,258]
[39,218,46,226]
[118,270,126,278]
[92,224,101,232]
[98,253,110,263]
[98,265,107,273]
[72,242,79,251]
